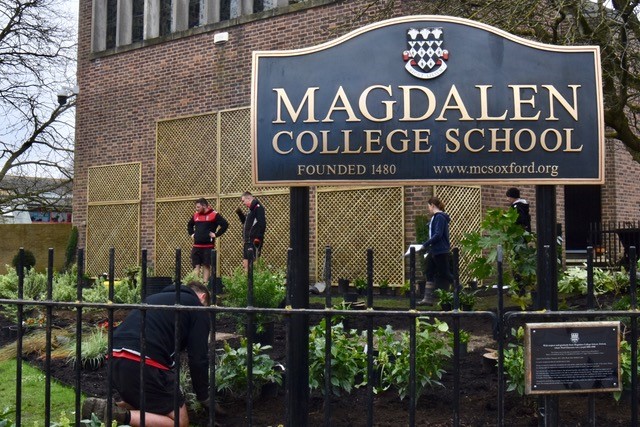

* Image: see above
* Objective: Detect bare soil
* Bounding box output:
[0,300,633,426]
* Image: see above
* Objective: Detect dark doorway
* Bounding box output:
[564,185,602,251]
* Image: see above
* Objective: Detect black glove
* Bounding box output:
[235,207,243,215]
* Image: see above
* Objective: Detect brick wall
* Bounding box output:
[75,0,622,274]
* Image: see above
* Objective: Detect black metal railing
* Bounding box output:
[2,245,639,426]
[588,220,640,268]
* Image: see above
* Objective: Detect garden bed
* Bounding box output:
[0,301,634,427]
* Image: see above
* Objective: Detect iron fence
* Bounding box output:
[1,246,639,426]
[588,220,640,268]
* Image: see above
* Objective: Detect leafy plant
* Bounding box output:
[615,338,640,401]
[459,289,477,310]
[378,279,390,289]
[376,317,452,400]
[460,208,536,295]
[222,261,286,330]
[434,289,453,309]
[352,277,367,292]
[215,339,283,398]
[308,318,366,396]
[399,279,411,296]
[503,327,525,396]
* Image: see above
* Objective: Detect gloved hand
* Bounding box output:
[235,207,243,215]
[253,238,262,246]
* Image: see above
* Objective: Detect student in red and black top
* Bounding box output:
[82,282,216,426]
[187,198,228,283]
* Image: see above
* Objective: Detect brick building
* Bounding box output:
[75,0,640,283]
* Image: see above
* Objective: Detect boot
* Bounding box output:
[418,282,435,305]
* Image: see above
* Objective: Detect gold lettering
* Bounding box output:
[319,130,339,154]
[540,128,562,152]
[476,85,507,120]
[514,129,536,152]
[436,85,473,121]
[562,128,582,152]
[323,86,359,122]
[445,128,461,153]
[543,85,580,121]
[272,131,293,154]
[464,128,485,153]
[412,129,432,153]
[489,128,513,152]
[295,131,318,154]
[509,85,541,120]
[399,86,436,121]
[359,85,395,122]
[386,129,409,153]
[364,130,384,153]
[342,130,361,154]
[273,87,319,123]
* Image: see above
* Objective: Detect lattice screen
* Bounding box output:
[88,163,141,202]
[316,187,404,286]
[219,193,290,277]
[156,114,217,199]
[218,108,286,195]
[86,163,141,275]
[434,185,482,285]
[155,199,201,277]
[86,204,140,275]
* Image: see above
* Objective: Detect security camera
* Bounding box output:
[57,85,80,106]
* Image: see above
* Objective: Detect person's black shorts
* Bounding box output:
[111,358,185,414]
[243,241,263,260]
[191,247,212,267]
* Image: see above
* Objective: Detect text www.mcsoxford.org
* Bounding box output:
[432,162,559,177]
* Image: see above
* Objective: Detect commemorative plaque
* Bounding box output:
[525,321,620,395]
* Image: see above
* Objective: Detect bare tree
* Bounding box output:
[0,0,76,216]
[335,0,640,162]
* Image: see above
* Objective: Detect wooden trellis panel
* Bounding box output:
[218,108,286,195]
[154,199,198,277]
[434,185,482,285]
[316,187,404,286]
[86,204,140,276]
[88,163,141,203]
[218,193,290,277]
[86,163,141,275]
[156,114,217,199]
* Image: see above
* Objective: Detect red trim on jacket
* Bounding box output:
[111,349,170,371]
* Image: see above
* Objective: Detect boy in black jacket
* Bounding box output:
[236,191,266,271]
[82,282,214,426]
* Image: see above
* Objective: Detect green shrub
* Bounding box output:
[503,327,525,396]
[308,318,366,396]
[222,260,286,330]
[215,340,283,398]
[376,318,452,400]
[64,226,78,271]
[11,250,36,271]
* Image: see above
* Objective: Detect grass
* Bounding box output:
[0,359,79,425]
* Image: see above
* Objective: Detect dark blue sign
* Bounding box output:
[251,16,604,185]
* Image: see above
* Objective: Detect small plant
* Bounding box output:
[376,317,453,400]
[399,279,411,296]
[352,277,367,293]
[215,339,283,398]
[378,279,390,289]
[308,318,366,396]
[503,327,525,396]
[459,289,477,310]
[69,328,108,370]
[434,289,453,310]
